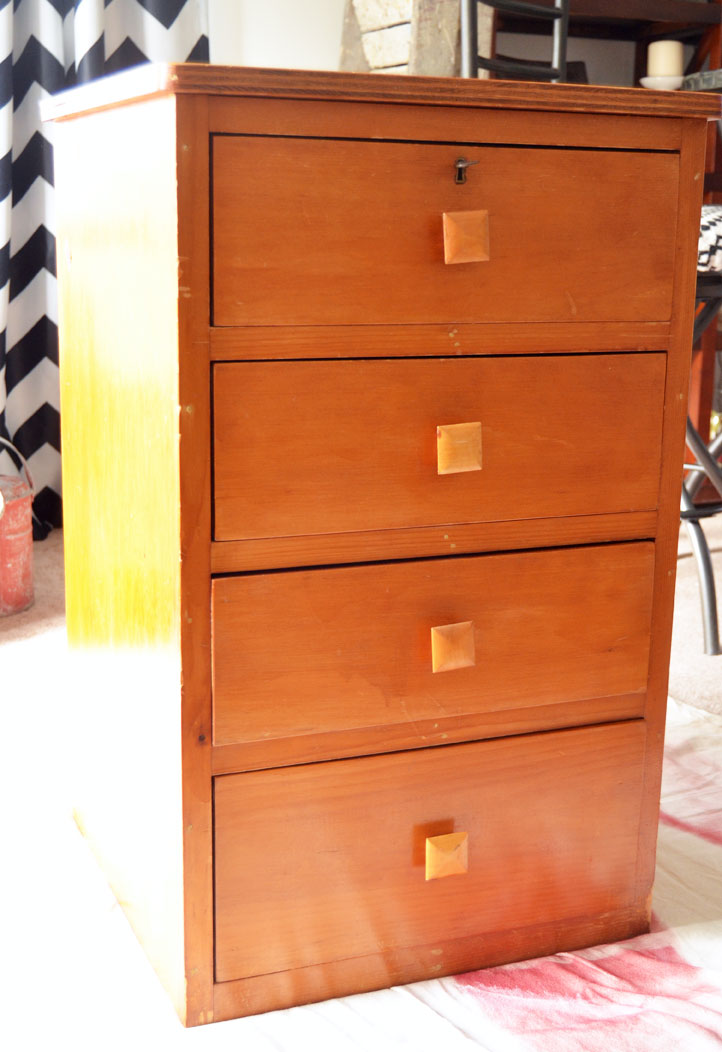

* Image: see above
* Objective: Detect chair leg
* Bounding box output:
[681,416,722,653]
[681,510,721,656]
[460,0,479,77]
[686,420,722,500]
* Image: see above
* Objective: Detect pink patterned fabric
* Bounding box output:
[456,942,722,1050]
[659,724,722,847]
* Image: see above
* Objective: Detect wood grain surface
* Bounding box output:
[210,510,658,574]
[175,94,215,1026]
[208,96,686,153]
[212,542,654,748]
[209,320,672,361]
[210,690,647,776]
[213,354,666,541]
[214,721,648,982]
[213,137,678,327]
[213,901,650,1020]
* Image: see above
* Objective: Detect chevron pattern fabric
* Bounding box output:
[698,205,722,274]
[0,0,208,538]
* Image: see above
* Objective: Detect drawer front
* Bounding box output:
[212,542,653,747]
[214,721,647,982]
[213,354,665,541]
[212,137,677,326]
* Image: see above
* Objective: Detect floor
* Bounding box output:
[670,514,722,714]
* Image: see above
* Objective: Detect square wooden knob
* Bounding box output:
[437,422,482,475]
[442,210,490,264]
[431,621,476,673]
[425,831,469,880]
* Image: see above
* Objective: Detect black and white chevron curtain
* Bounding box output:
[0,0,209,538]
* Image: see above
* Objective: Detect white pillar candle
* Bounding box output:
[647,40,684,78]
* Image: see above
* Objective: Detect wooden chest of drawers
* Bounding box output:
[47,64,717,1027]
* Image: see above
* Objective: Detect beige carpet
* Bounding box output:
[670,514,722,715]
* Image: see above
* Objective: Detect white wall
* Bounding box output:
[208,0,346,70]
[496,32,636,87]
[206,2,681,87]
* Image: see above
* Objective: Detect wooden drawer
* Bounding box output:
[212,542,654,749]
[213,354,665,542]
[214,720,647,983]
[212,136,677,327]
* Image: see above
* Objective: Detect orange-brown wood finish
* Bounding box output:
[206,95,688,154]
[426,831,470,880]
[47,64,717,1026]
[214,722,647,983]
[175,93,215,1025]
[209,690,648,777]
[212,902,651,1022]
[430,620,477,673]
[442,210,491,265]
[213,137,678,326]
[436,422,483,475]
[209,320,673,361]
[209,509,659,574]
[211,543,654,752]
[213,355,666,541]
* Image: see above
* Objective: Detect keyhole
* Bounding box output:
[454,158,480,184]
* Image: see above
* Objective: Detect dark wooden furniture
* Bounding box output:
[497,0,722,78]
[46,64,718,1027]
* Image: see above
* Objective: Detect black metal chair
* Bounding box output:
[459,0,569,81]
[681,272,722,655]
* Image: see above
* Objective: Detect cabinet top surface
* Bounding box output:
[42,61,721,123]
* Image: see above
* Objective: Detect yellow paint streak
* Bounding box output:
[56,96,181,650]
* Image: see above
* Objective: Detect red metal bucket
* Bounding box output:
[0,439,34,616]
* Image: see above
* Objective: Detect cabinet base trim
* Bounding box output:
[212,903,650,1022]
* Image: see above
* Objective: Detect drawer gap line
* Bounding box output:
[211,715,648,778]
[210,349,669,365]
[210,535,657,579]
[211,131,678,156]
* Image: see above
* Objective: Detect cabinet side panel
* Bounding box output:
[176,94,214,1027]
[54,97,187,1021]
[638,118,709,900]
